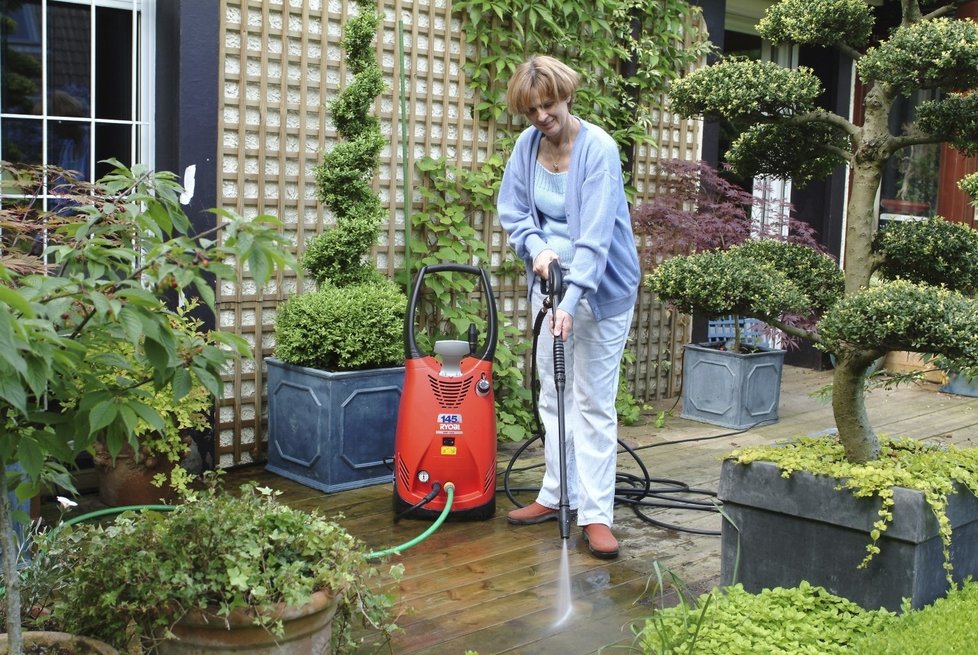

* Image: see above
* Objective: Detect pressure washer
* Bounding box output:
[392,263,498,521]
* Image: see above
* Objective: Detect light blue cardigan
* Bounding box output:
[497,118,640,321]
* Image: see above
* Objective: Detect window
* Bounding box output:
[1,0,154,184]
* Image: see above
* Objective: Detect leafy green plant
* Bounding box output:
[850,578,978,654]
[655,0,978,464]
[959,171,978,203]
[0,499,78,634]
[274,280,406,371]
[85,302,212,477]
[627,562,711,654]
[616,347,643,426]
[0,161,292,654]
[635,581,893,654]
[727,436,978,581]
[46,474,401,653]
[276,0,407,371]
[634,576,978,655]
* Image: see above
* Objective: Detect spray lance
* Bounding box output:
[543,259,572,541]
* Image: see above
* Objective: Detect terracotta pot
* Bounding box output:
[0,631,119,654]
[94,443,177,507]
[157,589,340,654]
[879,198,930,216]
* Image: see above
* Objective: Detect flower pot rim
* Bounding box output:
[686,341,787,356]
[173,588,341,628]
[265,356,404,377]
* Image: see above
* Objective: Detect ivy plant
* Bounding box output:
[410,155,533,441]
[636,580,894,654]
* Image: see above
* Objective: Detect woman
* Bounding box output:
[497,55,640,559]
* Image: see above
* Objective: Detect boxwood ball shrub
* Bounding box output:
[274,280,406,371]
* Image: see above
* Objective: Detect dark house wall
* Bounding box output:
[155,1,220,469]
[689,0,725,345]
[785,45,852,369]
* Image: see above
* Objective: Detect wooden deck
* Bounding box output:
[58,365,978,654]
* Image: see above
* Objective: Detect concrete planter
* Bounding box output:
[265,357,403,493]
[718,458,978,611]
[681,343,785,430]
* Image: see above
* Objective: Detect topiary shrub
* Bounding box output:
[274,280,406,371]
[274,0,407,371]
[635,159,831,351]
[654,0,978,464]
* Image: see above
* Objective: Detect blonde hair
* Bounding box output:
[505,55,580,115]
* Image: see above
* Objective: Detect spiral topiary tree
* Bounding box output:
[274,0,406,371]
[648,0,978,463]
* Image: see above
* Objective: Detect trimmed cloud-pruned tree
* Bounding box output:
[648,0,978,463]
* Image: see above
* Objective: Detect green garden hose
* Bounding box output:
[49,485,456,561]
[367,482,455,559]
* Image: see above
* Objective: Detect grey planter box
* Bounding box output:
[265,357,404,493]
[718,458,978,611]
[940,372,978,397]
[681,343,786,430]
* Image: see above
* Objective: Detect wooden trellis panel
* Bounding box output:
[215,0,699,467]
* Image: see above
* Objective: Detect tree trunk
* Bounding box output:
[831,81,895,463]
[831,356,881,463]
[1,485,24,655]
[844,83,893,295]
[842,161,884,294]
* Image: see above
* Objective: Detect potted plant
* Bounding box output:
[0,499,121,654]
[265,0,408,494]
[0,162,291,655]
[86,304,212,506]
[634,159,832,429]
[650,0,978,610]
[42,474,400,654]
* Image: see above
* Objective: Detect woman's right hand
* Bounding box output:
[533,249,559,279]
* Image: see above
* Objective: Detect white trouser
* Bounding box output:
[532,285,633,527]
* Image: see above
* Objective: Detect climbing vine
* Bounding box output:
[452,0,709,160]
[409,155,534,441]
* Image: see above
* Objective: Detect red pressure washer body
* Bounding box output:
[393,264,498,520]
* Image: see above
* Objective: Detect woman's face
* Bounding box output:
[523,89,572,139]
